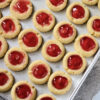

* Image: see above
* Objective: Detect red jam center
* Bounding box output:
[22,32,38,47]
[32,64,48,79]
[0,73,8,86]
[50,0,64,6]
[0,41,2,50]
[52,76,68,89]
[14,0,30,13]
[8,51,24,65]
[36,12,52,26]
[41,97,52,100]
[68,55,83,70]
[72,5,85,19]
[92,19,100,31]
[16,84,31,99]
[0,0,5,3]
[80,36,96,51]
[47,44,61,57]
[59,24,73,38]
[1,19,15,33]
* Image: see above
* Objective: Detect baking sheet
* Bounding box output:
[0,0,100,100]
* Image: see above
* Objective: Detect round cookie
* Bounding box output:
[0,16,21,39]
[82,0,98,5]
[28,60,51,85]
[66,2,89,24]
[33,9,55,32]
[87,16,100,37]
[18,29,42,53]
[46,0,67,12]
[0,0,11,8]
[10,0,33,20]
[53,21,77,44]
[48,71,72,95]
[42,40,65,62]
[4,47,28,71]
[0,68,14,92]
[36,94,56,100]
[63,52,87,75]
[0,36,8,58]
[74,34,98,57]
[11,81,36,100]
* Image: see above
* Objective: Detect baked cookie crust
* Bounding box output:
[11,81,36,100]
[53,21,77,44]
[0,36,8,58]
[98,0,100,9]
[28,60,51,84]
[10,0,33,20]
[42,40,65,62]
[36,94,56,100]
[4,47,28,71]
[66,2,89,24]
[63,52,87,75]
[18,29,42,53]
[33,9,55,32]
[0,68,14,92]
[46,0,67,12]
[82,0,98,5]
[48,71,72,95]
[0,16,21,39]
[87,16,100,37]
[0,0,11,8]
[74,34,98,57]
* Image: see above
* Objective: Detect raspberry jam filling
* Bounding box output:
[0,72,8,86]
[59,24,73,38]
[1,19,15,33]
[50,0,64,6]
[41,97,52,100]
[52,76,68,89]
[13,0,30,13]
[68,55,83,70]
[80,36,96,51]
[16,84,31,99]
[0,41,2,50]
[0,0,5,3]
[8,51,24,65]
[47,44,61,57]
[32,64,48,79]
[36,12,52,26]
[72,5,85,19]
[22,32,38,47]
[92,19,100,31]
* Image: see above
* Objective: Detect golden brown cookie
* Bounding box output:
[82,0,98,5]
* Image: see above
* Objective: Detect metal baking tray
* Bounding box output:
[0,0,100,100]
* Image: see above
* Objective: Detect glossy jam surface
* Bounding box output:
[1,19,15,33]
[36,12,52,26]
[14,0,30,13]
[50,0,64,6]
[8,51,24,65]
[0,0,5,3]
[22,32,38,47]
[72,5,85,19]
[52,76,68,89]
[32,64,48,79]
[0,73,8,86]
[68,55,83,70]
[92,19,100,31]
[59,24,73,38]
[80,36,96,51]
[16,84,31,99]
[41,97,52,100]
[0,41,2,50]
[47,44,61,57]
